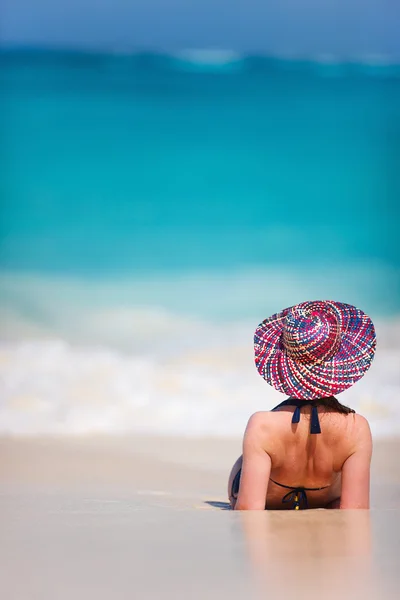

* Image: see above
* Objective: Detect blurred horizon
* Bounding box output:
[2,46,400,65]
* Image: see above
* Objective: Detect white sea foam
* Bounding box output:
[0,324,399,439]
[163,49,400,68]
[0,270,399,438]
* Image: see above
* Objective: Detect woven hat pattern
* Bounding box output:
[254,300,376,400]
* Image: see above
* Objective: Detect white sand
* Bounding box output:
[1,436,399,599]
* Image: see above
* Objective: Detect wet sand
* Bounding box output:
[1,436,399,599]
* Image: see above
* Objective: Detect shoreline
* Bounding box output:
[1,434,399,502]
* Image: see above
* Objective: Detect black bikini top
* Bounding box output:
[272,399,321,434]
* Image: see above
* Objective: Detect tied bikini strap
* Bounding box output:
[270,478,330,510]
[272,399,321,434]
[282,488,308,510]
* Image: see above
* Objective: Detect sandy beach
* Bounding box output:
[1,435,399,600]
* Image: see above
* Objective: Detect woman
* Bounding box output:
[229,300,376,510]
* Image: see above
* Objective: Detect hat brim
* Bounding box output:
[254,301,376,400]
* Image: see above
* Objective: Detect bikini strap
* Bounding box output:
[269,478,330,510]
[272,399,321,434]
[269,478,330,492]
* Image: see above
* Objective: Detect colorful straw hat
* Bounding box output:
[254,300,376,400]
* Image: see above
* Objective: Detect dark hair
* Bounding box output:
[315,396,355,415]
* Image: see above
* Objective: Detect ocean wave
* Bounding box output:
[168,49,245,72]
[1,48,399,77]
[0,270,399,438]
[0,326,398,438]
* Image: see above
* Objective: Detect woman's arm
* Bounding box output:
[340,416,372,509]
[235,413,272,510]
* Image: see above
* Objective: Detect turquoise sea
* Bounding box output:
[0,49,399,436]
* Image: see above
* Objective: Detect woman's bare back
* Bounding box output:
[229,404,372,510]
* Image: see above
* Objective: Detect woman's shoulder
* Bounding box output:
[352,412,371,429]
[243,410,294,449]
[244,408,372,445]
[346,413,372,448]
[333,411,371,437]
[322,411,372,466]
[244,410,277,431]
[243,411,280,444]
